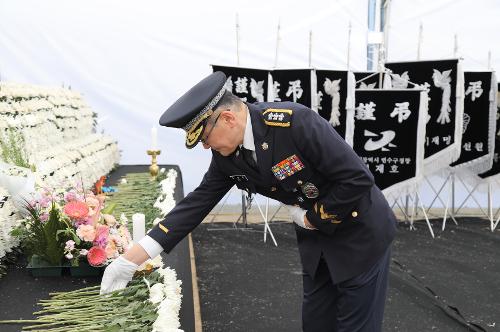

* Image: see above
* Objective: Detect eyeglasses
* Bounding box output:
[200,112,222,145]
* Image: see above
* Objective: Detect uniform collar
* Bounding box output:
[241,105,255,151]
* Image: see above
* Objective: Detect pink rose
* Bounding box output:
[76,224,96,242]
[85,195,102,224]
[64,191,77,202]
[102,214,117,226]
[94,224,110,248]
[39,213,49,222]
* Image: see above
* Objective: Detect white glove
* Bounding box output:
[100,256,138,295]
[286,205,316,230]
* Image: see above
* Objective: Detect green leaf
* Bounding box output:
[101,202,117,215]
[42,203,67,265]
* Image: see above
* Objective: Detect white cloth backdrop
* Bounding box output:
[1,0,499,205]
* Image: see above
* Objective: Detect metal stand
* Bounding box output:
[423,172,458,226]
[452,175,500,232]
[253,196,278,246]
[409,190,435,238]
[389,185,434,238]
[207,187,278,246]
[207,187,253,231]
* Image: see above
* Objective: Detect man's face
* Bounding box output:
[200,110,241,156]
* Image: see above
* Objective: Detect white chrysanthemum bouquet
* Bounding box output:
[0,266,183,331]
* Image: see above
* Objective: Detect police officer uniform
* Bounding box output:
[147,72,397,331]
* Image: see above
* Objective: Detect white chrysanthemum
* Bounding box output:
[152,299,183,332]
[149,283,166,304]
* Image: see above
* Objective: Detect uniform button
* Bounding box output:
[351,211,358,217]
[297,197,304,202]
[297,180,303,185]
[270,186,277,192]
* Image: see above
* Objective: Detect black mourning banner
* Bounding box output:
[316,70,349,138]
[353,90,424,193]
[479,82,500,179]
[212,65,269,103]
[451,72,493,168]
[270,69,312,107]
[354,72,380,89]
[386,60,460,160]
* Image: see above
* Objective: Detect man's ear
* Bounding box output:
[220,110,236,125]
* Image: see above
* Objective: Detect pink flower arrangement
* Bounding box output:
[21,182,132,267]
[87,246,107,267]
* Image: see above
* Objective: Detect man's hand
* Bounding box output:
[286,205,317,230]
[100,236,164,294]
[100,256,138,295]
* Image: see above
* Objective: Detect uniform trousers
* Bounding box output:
[302,247,391,332]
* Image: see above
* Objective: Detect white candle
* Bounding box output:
[132,213,146,241]
[151,126,158,150]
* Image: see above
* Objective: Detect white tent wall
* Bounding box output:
[1,0,498,209]
[387,0,500,69]
[0,0,367,201]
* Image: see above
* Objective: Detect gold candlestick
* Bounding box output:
[147,149,161,179]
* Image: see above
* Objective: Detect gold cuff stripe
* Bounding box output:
[319,205,337,220]
[159,224,169,234]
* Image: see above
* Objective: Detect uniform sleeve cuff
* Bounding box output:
[138,235,164,259]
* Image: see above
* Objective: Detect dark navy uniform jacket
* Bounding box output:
[149,101,397,283]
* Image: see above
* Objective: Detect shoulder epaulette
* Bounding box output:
[262,108,293,127]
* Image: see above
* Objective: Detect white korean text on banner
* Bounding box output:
[352,89,427,197]
[315,70,355,139]
[385,59,464,175]
[212,65,270,103]
[450,71,497,176]
[479,82,500,184]
[269,69,314,108]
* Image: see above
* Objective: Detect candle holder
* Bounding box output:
[147,149,161,179]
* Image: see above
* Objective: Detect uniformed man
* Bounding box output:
[101,71,397,332]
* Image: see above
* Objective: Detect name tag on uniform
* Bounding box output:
[230,174,248,182]
[271,154,305,180]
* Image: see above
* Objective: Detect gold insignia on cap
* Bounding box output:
[185,110,214,148]
[186,125,204,147]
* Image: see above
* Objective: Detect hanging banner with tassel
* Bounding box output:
[315,70,355,140]
[385,59,464,175]
[352,89,427,197]
[451,71,497,176]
